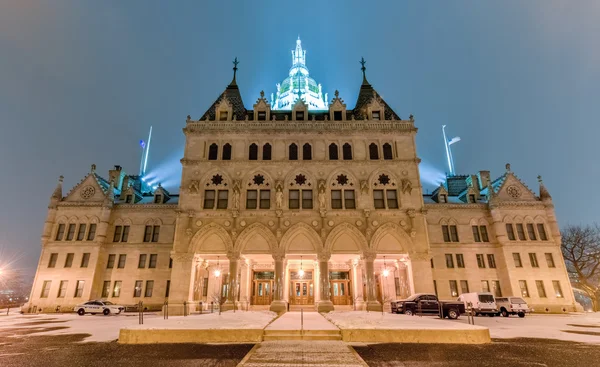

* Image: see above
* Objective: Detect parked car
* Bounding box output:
[495,297,530,317]
[391,293,465,319]
[457,292,498,316]
[74,300,125,316]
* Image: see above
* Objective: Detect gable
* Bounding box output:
[63,175,107,203]
[242,233,271,253]
[495,175,537,201]
[287,233,316,253]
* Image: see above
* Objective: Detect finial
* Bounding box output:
[334,90,339,98]
[59,175,64,183]
[158,183,162,188]
[260,90,265,98]
[505,163,511,172]
[186,114,191,121]
[409,114,414,122]
[91,164,96,173]
[231,57,239,84]
[537,175,543,183]
[360,57,368,84]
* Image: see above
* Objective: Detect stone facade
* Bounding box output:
[26,44,577,314]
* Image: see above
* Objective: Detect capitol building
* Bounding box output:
[27,39,577,314]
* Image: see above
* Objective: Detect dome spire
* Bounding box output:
[230,57,239,86]
[360,57,370,85]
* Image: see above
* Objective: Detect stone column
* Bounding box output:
[409,252,435,295]
[364,253,382,311]
[317,252,334,312]
[352,259,365,310]
[222,252,240,311]
[166,252,195,315]
[270,253,287,313]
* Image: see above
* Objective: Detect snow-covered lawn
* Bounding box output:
[324,311,486,331]
[0,311,277,342]
[124,310,277,331]
[453,312,600,344]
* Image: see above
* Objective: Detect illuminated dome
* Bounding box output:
[271,37,328,111]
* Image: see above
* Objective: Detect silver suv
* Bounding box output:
[495,297,530,318]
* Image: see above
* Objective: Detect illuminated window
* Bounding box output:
[329,143,338,160]
[519,280,529,297]
[513,253,522,267]
[481,280,490,293]
[133,280,143,297]
[57,280,68,298]
[449,280,458,297]
[372,111,381,120]
[145,280,154,297]
[492,280,502,297]
[552,281,563,298]
[102,281,110,298]
[74,280,85,298]
[219,111,228,121]
[112,281,122,297]
[439,194,447,203]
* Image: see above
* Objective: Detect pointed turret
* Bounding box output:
[48,175,64,208]
[103,178,115,208]
[200,57,247,121]
[538,175,552,201]
[352,57,401,120]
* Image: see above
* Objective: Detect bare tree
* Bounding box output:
[561,224,600,311]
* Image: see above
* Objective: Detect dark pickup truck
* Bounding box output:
[391,293,465,319]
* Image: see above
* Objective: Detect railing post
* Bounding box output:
[183,301,187,317]
[163,301,168,320]
[211,301,214,313]
[199,301,203,315]
[138,301,143,324]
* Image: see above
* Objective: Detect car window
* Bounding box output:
[479,294,495,303]
[103,301,114,305]
[510,298,526,304]
[427,295,437,301]
[85,302,94,305]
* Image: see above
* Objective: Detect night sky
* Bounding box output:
[1,1,598,277]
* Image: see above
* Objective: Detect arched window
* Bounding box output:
[369,143,379,160]
[329,143,338,160]
[303,143,312,160]
[249,143,258,160]
[343,143,352,160]
[208,143,219,160]
[289,143,298,160]
[263,143,272,160]
[222,143,232,160]
[383,143,393,160]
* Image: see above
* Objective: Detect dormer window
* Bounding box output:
[372,111,381,120]
[125,195,133,203]
[296,111,304,120]
[334,111,343,121]
[219,111,228,121]
[154,195,162,204]
[468,194,476,203]
[257,111,266,121]
[439,194,447,203]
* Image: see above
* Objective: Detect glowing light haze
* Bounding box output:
[0,1,599,276]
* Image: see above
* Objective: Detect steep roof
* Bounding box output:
[202,83,248,121]
[351,79,401,120]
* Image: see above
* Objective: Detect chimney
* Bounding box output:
[108,165,126,191]
[478,171,490,190]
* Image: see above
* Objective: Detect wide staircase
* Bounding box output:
[262,311,341,341]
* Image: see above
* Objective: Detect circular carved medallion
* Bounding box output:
[328,220,334,227]
[356,220,363,226]
[506,185,522,198]
[195,220,203,227]
[80,186,95,199]
[312,220,318,227]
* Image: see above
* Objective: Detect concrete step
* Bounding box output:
[264,329,340,336]
[262,333,342,341]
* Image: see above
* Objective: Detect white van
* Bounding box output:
[457,292,498,316]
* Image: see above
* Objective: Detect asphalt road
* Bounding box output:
[0,325,253,367]
[354,338,600,367]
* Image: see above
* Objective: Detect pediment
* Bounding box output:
[63,174,107,203]
[496,175,537,201]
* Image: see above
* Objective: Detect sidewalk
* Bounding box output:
[266,311,338,331]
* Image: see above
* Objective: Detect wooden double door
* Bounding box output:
[252,280,273,305]
[330,280,351,305]
[290,280,314,305]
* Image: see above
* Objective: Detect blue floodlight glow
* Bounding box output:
[140,149,183,193]
[139,140,145,148]
[419,160,446,189]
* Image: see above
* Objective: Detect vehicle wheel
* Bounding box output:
[501,309,509,317]
[77,309,85,316]
[447,308,460,320]
[518,312,525,318]
[404,309,414,316]
[103,308,110,316]
[488,314,494,317]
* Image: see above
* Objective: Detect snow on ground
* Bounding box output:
[324,311,486,330]
[0,311,277,342]
[124,310,277,331]
[452,312,600,344]
[266,311,338,330]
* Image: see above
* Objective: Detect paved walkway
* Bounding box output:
[239,340,367,366]
[266,312,338,331]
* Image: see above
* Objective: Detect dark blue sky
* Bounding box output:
[1,1,598,276]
